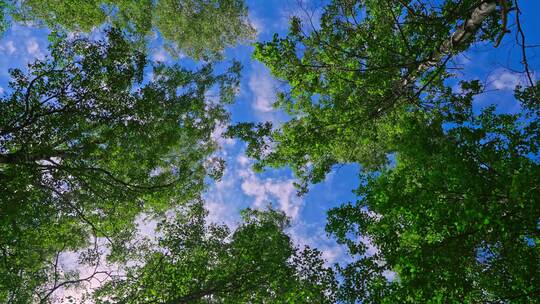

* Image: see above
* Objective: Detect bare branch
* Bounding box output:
[514,0,538,98]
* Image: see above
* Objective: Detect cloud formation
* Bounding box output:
[236,154,303,219]
[249,64,277,114]
[26,38,43,58]
[0,40,16,55]
[488,69,530,91]
[151,47,169,63]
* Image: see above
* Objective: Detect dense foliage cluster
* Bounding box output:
[0,29,239,302]
[1,0,255,59]
[231,0,540,302]
[93,204,337,303]
[0,0,538,303]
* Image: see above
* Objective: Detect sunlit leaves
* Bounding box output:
[326,89,540,302]
[0,29,239,301]
[94,204,337,303]
[243,0,538,302]
[7,0,255,59]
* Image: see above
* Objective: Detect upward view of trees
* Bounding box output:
[233,0,540,302]
[93,204,337,303]
[0,28,241,302]
[0,0,538,303]
[1,0,255,59]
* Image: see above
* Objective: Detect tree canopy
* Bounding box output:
[237,0,506,188]
[2,0,255,59]
[326,83,540,302]
[1,0,539,302]
[229,0,540,302]
[0,29,240,302]
[93,203,337,303]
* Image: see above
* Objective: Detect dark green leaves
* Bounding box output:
[0,29,240,302]
[245,0,539,302]
[93,204,337,303]
[327,97,540,302]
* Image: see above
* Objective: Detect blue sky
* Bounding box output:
[1,0,539,283]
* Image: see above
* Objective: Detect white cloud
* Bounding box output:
[203,138,321,264]
[52,238,120,302]
[26,38,43,58]
[204,149,304,227]
[488,69,527,91]
[248,12,265,37]
[151,48,168,63]
[249,66,277,114]
[247,63,290,125]
[320,245,348,264]
[236,154,250,167]
[383,269,398,282]
[204,150,246,228]
[358,235,379,257]
[205,197,240,228]
[201,138,351,269]
[237,154,303,219]
[288,221,350,267]
[211,122,236,148]
[0,40,16,55]
[0,87,4,95]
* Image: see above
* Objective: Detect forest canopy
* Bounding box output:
[232,0,540,302]
[0,0,255,59]
[0,0,539,303]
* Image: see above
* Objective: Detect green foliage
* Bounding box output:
[7,0,255,59]
[241,0,503,189]
[0,0,9,34]
[2,0,537,302]
[0,29,240,302]
[327,88,540,302]
[93,203,337,303]
[155,0,256,60]
[235,0,539,302]
[15,0,109,32]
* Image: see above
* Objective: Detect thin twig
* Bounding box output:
[514,0,538,98]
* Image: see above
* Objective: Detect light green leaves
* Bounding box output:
[245,0,539,302]
[93,204,337,303]
[0,29,240,302]
[8,0,255,60]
